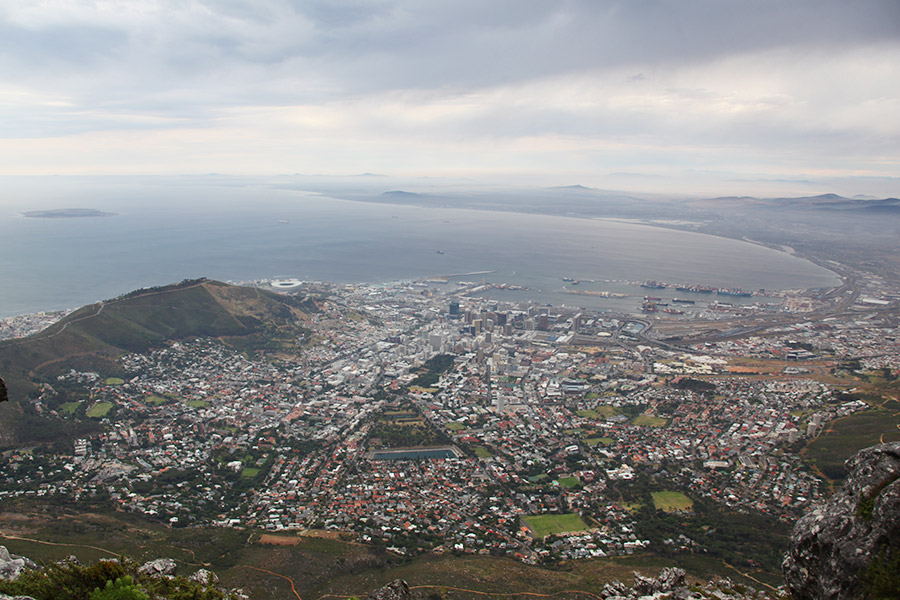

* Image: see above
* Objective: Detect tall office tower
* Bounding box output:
[429,333,443,352]
[485,362,492,407]
[572,313,583,332]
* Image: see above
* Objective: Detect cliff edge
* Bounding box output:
[784,441,900,599]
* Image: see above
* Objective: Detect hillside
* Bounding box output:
[0,278,314,446]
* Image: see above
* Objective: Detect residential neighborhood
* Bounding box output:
[0,274,896,565]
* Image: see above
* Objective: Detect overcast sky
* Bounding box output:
[1,0,898,195]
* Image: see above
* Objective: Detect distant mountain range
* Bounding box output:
[701,193,900,213]
[374,187,900,220]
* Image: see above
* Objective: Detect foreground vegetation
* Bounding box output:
[0,504,783,600]
[0,557,225,600]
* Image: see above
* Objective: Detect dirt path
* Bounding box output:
[238,565,303,600]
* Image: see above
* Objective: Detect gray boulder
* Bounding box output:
[137,557,178,578]
[784,441,900,599]
[367,579,410,600]
[599,579,630,598]
[188,568,219,585]
[633,567,686,595]
[0,547,36,581]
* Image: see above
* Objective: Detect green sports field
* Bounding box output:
[523,513,589,539]
[86,402,113,418]
[651,491,693,512]
[632,414,668,427]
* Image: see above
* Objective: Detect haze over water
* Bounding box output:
[0,181,841,318]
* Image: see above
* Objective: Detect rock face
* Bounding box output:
[784,442,900,600]
[0,547,36,581]
[367,579,411,600]
[598,568,766,599]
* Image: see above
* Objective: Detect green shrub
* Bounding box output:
[90,576,149,600]
[863,546,900,600]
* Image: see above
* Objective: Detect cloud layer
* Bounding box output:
[1,0,898,193]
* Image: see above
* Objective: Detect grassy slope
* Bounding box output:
[0,279,308,446]
[0,507,771,600]
[804,397,900,480]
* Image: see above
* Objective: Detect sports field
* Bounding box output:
[86,402,113,418]
[576,406,618,419]
[651,491,693,512]
[632,414,668,427]
[474,446,492,458]
[585,437,614,446]
[523,513,589,539]
[144,395,169,406]
[60,402,82,415]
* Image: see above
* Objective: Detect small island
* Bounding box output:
[22,208,117,219]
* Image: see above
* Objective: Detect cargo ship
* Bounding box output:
[641,280,667,289]
[717,288,752,297]
[672,298,696,304]
[674,283,715,293]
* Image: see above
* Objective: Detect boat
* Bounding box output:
[641,300,658,312]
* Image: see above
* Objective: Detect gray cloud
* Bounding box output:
[0,0,898,187]
[4,0,898,103]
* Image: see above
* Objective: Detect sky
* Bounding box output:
[1,0,899,196]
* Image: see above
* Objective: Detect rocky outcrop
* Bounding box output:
[598,569,768,599]
[784,442,900,599]
[367,579,411,600]
[188,568,220,585]
[0,547,36,581]
[0,549,253,599]
[136,557,177,578]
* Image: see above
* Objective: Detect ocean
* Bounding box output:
[0,179,841,318]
